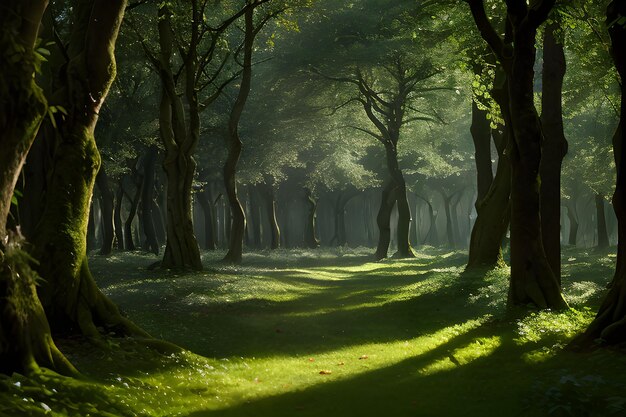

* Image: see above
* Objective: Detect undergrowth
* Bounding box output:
[0,246,623,417]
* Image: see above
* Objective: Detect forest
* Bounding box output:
[1,0,626,415]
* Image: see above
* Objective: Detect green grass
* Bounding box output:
[2,246,626,417]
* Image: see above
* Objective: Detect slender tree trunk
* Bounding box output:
[124,175,142,251]
[223,6,255,263]
[197,185,216,250]
[260,182,281,249]
[96,166,115,255]
[375,180,396,260]
[87,204,98,251]
[566,203,579,246]
[114,180,124,250]
[471,100,494,201]
[596,193,610,250]
[440,191,456,249]
[33,0,147,343]
[540,20,568,283]
[304,188,320,249]
[141,146,159,255]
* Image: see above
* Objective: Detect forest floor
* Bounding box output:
[2,246,626,417]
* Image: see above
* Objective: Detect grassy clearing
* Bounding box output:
[1,246,626,417]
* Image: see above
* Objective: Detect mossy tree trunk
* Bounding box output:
[33,0,148,342]
[114,180,124,250]
[470,97,493,202]
[540,19,568,283]
[468,0,566,309]
[0,0,76,376]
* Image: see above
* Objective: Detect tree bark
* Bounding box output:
[471,100,493,201]
[197,184,217,250]
[375,180,396,259]
[304,188,320,249]
[596,193,610,250]
[96,166,115,255]
[124,174,142,251]
[0,0,77,376]
[33,0,148,343]
[506,11,566,309]
[564,200,579,246]
[540,20,568,283]
[141,146,160,255]
[439,191,456,249]
[156,5,202,270]
[223,5,255,263]
[114,180,124,250]
[466,69,511,270]
[260,181,281,249]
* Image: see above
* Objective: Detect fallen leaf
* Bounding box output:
[359,355,369,360]
[319,370,332,375]
[337,362,345,366]
[308,358,315,362]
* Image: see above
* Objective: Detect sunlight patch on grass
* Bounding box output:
[514,308,595,363]
[418,336,501,375]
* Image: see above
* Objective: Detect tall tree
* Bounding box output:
[32,0,148,342]
[0,0,76,376]
[572,0,626,347]
[540,16,568,282]
[467,0,567,309]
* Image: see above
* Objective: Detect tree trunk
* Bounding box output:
[87,204,98,252]
[506,16,566,309]
[260,181,281,249]
[223,6,255,263]
[471,100,494,201]
[114,180,124,250]
[566,203,579,246]
[248,186,262,248]
[376,142,415,259]
[466,128,511,270]
[197,184,217,250]
[156,4,202,270]
[0,0,77,376]
[96,166,115,255]
[571,1,626,347]
[596,193,610,250]
[304,188,320,249]
[33,0,148,343]
[375,180,396,260]
[141,146,160,255]
[466,57,512,271]
[540,20,568,283]
[440,191,456,249]
[124,175,142,251]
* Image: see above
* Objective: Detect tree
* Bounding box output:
[572,0,626,347]
[467,0,567,309]
[32,0,148,343]
[0,0,77,376]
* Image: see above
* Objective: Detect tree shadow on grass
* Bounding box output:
[180,322,542,417]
